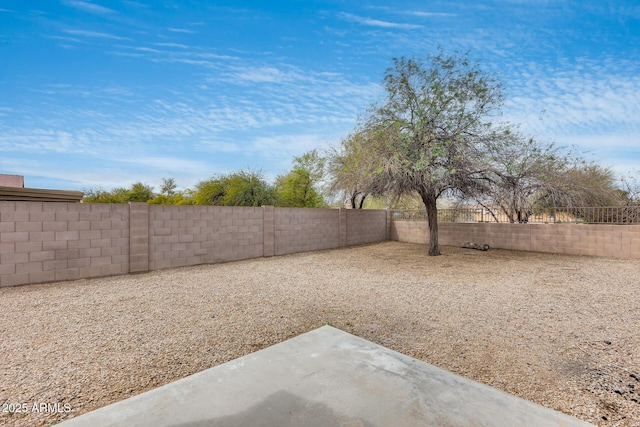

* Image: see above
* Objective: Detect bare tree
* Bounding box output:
[546,162,620,206]
[464,129,621,222]
[614,171,640,223]
[619,171,640,205]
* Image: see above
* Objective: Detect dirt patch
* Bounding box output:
[1,241,639,426]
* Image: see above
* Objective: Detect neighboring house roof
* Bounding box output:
[0,186,84,202]
[0,174,24,188]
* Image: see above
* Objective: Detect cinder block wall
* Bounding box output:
[0,202,130,287]
[346,209,388,245]
[148,205,264,270]
[1,202,390,287]
[391,220,640,259]
[389,220,429,244]
[274,208,341,256]
[3,200,638,287]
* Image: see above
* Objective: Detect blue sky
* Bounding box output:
[1,1,639,192]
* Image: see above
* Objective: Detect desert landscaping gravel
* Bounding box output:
[1,241,639,426]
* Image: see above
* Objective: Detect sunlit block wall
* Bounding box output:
[147,205,265,271]
[0,202,130,287]
[3,200,638,288]
[0,202,391,287]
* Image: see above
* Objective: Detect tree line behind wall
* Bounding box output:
[83,151,326,208]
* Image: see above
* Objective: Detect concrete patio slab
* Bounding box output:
[57,326,593,426]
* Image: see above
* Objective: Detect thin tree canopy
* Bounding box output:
[194,170,277,206]
[367,51,504,255]
[275,150,326,208]
[327,128,380,209]
[83,182,155,203]
[463,129,621,222]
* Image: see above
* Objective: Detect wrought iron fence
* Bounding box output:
[551,206,640,224]
[392,206,640,224]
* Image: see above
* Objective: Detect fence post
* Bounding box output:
[339,208,347,247]
[129,203,149,273]
[262,205,275,257]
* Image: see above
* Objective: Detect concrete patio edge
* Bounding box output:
[57,325,594,426]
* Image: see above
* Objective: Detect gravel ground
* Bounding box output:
[1,241,639,427]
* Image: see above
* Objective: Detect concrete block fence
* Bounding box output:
[0,202,390,287]
[390,220,640,259]
[2,201,638,288]
[0,202,130,287]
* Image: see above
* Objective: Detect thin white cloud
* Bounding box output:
[0,57,377,177]
[167,27,196,34]
[504,61,640,141]
[45,34,86,44]
[247,134,329,157]
[0,155,208,192]
[121,1,148,9]
[193,52,237,60]
[134,46,162,53]
[556,133,640,177]
[196,140,242,153]
[337,12,423,29]
[231,66,302,84]
[25,83,135,101]
[496,58,640,177]
[154,42,189,48]
[405,11,456,18]
[0,129,93,154]
[63,29,131,40]
[115,156,210,172]
[109,51,145,58]
[108,45,239,69]
[63,1,117,15]
[0,157,91,188]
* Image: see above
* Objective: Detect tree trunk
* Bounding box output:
[419,190,441,256]
[358,194,367,209]
[350,192,357,209]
